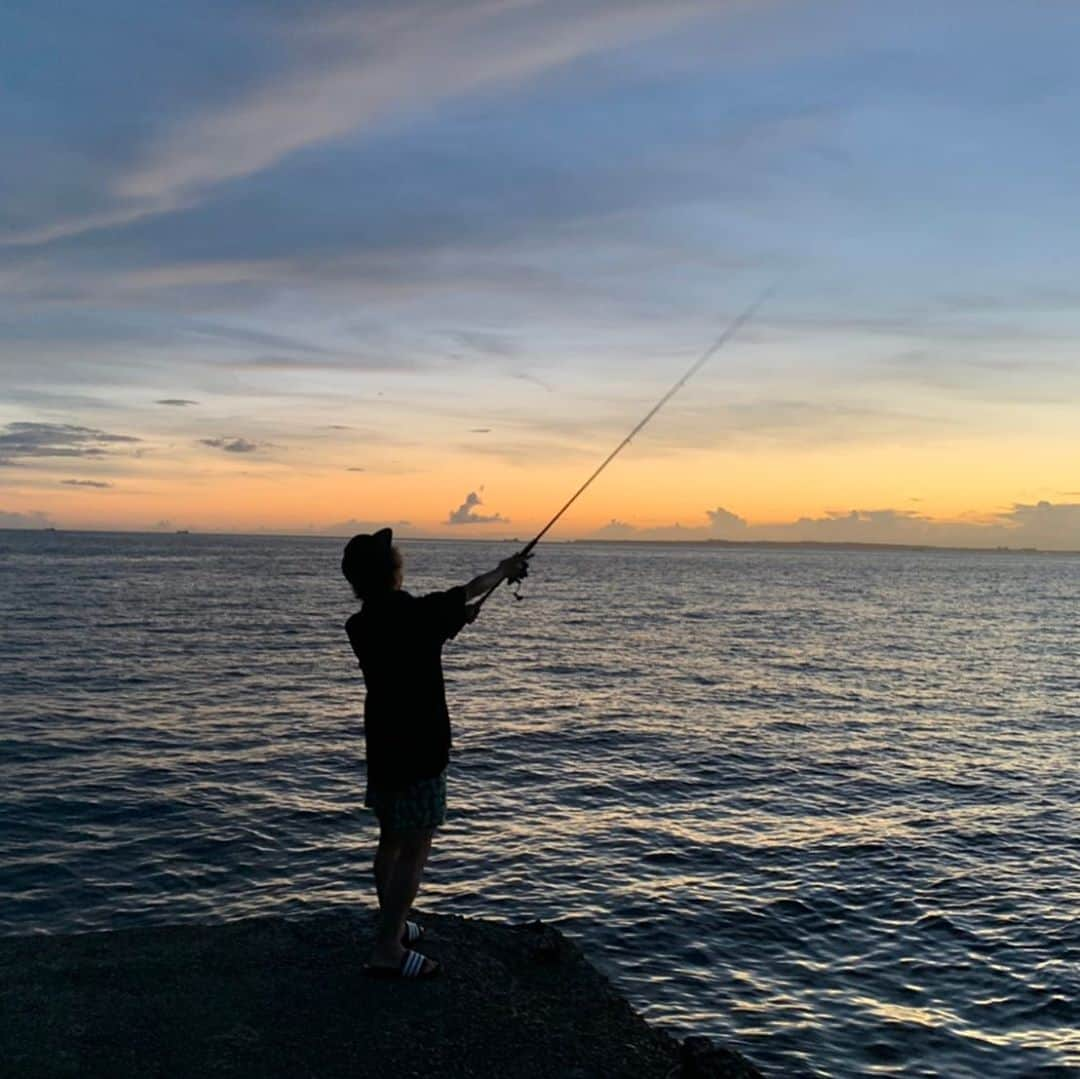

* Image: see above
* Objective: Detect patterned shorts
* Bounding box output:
[365,770,447,832]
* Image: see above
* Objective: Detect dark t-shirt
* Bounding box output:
[345,586,469,790]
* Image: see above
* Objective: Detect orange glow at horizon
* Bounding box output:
[8,423,1077,542]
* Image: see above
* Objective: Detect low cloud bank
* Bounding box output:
[592,502,1080,551]
[321,518,413,538]
[0,509,55,528]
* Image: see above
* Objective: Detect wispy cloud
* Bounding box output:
[0,422,139,465]
[156,398,199,407]
[61,479,113,488]
[115,3,712,209]
[235,352,420,373]
[200,437,259,453]
[451,330,521,358]
[186,322,332,355]
[4,2,714,250]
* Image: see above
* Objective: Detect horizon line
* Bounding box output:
[4,527,1078,557]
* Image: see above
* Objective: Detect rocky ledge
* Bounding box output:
[0,910,762,1078]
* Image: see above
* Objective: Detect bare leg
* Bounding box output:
[369,827,436,971]
[373,830,398,911]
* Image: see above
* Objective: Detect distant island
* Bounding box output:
[570,538,1060,554]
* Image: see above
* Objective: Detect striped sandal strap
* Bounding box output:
[400,949,438,978]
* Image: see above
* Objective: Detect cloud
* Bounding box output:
[447,490,508,526]
[765,504,1080,549]
[588,501,1080,551]
[320,517,413,537]
[5,390,113,410]
[452,330,520,358]
[876,349,1074,405]
[770,508,933,544]
[156,398,199,406]
[113,3,713,210]
[61,479,113,488]
[0,509,54,529]
[590,506,747,541]
[469,428,492,434]
[236,352,413,372]
[199,437,259,453]
[4,1,713,250]
[593,518,638,539]
[346,466,366,472]
[651,399,953,454]
[7,4,1070,394]
[186,322,332,355]
[622,521,716,541]
[0,422,139,465]
[706,506,748,535]
[996,500,1080,547]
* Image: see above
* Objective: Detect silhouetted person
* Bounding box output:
[342,528,528,978]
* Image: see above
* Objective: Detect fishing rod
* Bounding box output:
[470,286,774,614]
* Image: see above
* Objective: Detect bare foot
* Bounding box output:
[369,940,406,968]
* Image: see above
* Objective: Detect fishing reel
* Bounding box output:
[506,550,531,600]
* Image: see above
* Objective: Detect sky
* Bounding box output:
[2,1,1079,548]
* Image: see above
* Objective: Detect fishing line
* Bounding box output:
[471,285,776,613]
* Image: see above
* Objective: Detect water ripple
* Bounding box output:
[1,532,1078,1077]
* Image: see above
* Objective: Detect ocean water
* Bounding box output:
[1,530,1077,1078]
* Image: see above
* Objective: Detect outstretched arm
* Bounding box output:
[463,553,530,602]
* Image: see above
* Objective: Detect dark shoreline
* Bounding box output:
[571,537,1062,554]
[0,909,763,1078]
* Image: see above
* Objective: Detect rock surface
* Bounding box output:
[0,910,763,1078]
